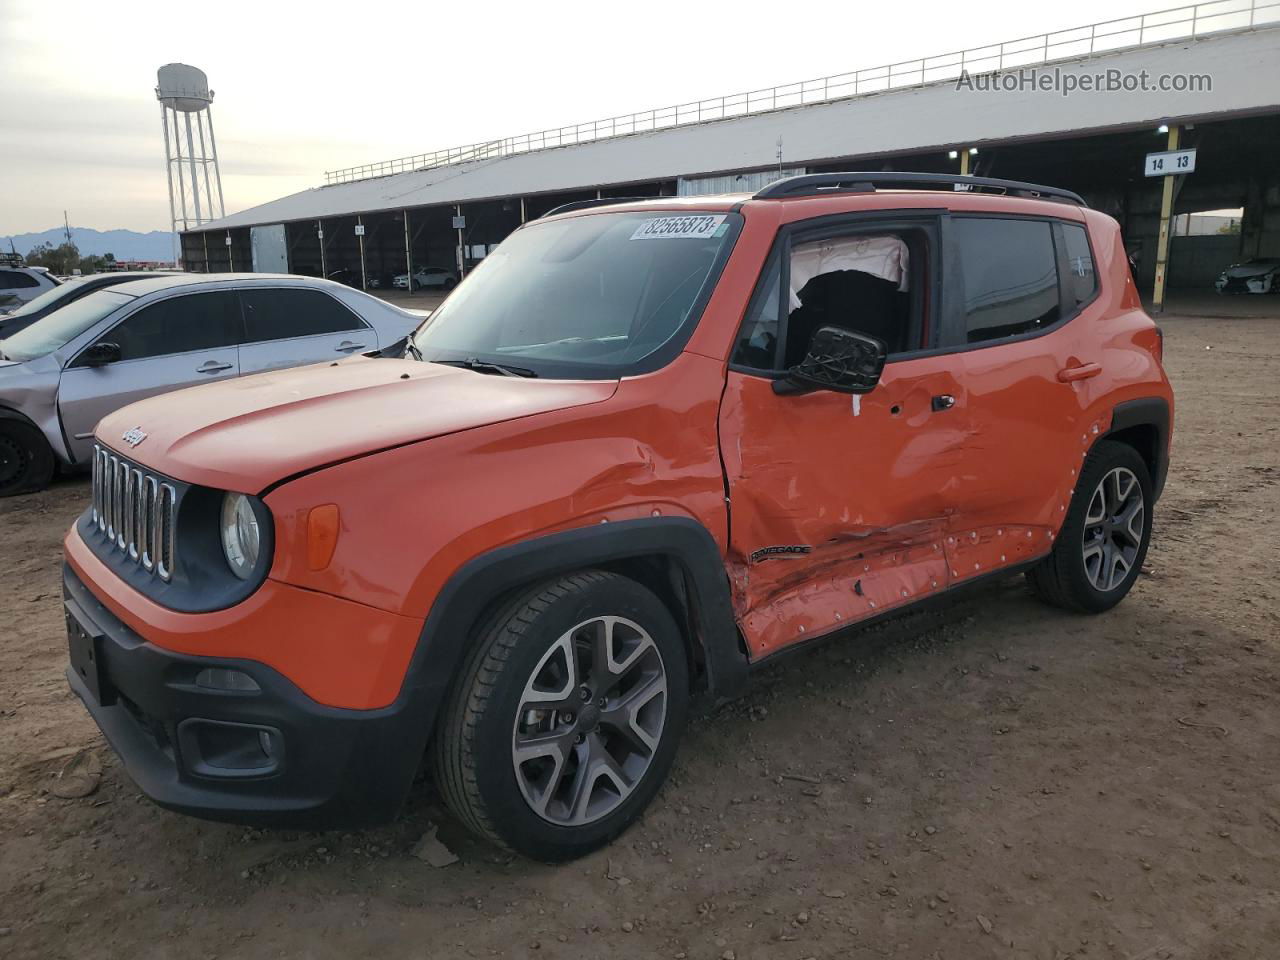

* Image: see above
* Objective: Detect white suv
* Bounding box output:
[0,263,58,309]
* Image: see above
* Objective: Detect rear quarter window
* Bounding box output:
[1061,223,1098,309]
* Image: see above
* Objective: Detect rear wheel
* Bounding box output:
[0,420,55,497]
[433,570,688,862]
[1027,440,1153,613]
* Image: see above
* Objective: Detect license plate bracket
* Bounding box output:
[66,598,113,706]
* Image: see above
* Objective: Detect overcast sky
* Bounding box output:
[1,0,1170,235]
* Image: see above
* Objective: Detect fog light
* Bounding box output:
[194,667,260,692]
[258,730,276,760]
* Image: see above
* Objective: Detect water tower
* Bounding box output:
[156,64,225,264]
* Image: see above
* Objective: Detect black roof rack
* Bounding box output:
[753,172,1086,207]
[541,196,666,218]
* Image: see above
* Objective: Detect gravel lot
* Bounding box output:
[1,312,1277,959]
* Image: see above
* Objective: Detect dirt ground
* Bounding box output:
[1,312,1278,960]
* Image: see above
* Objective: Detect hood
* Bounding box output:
[97,357,617,493]
[1224,261,1278,278]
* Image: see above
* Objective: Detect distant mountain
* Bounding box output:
[3,227,175,263]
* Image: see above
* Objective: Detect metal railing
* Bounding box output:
[324,0,1278,186]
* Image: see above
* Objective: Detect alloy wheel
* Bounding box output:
[512,615,668,826]
[1081,466,1145,591]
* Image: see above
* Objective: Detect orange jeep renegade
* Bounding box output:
[65,173,1173,861]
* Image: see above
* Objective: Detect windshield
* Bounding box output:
[4,278,89,318]
[410,210,741,378]
[0,289,133,362]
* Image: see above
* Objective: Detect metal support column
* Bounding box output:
[204,109,226,217]
[183,113,203,224]
[226,232,234,272]
[317,220,327,278]
[202,232,210,273]
[1152,125,1181,314]
[357,215,367,291]
[159,105,180,266]
[959,149,970,176]
[403,210,412,292]
[456,204,466,280]
[520,197,527,224]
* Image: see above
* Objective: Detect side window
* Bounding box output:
[731,228,929,371]
[0,270,40,290]
[730,254,782,370]
[954,218,1060,344]
[97,292,239,361]
[241,288,365,342]
[1061,223,1098,309]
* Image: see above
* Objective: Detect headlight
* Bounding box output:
[220,492,261,580]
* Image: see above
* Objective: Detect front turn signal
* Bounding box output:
[306,504,340,571]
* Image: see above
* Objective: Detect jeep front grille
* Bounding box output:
[90,445,177,581]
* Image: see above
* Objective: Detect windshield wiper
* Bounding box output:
[403,338,424,361]
[434,357,538,378]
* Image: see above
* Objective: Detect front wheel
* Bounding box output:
[0,420,55,497]
[432,571,688,862]
[1027,440,1153,613]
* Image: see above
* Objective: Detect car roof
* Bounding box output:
[105,273,343,297]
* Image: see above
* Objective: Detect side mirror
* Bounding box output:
[82,341,122,367]
[773,326,887,395]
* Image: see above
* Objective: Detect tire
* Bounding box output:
[1026,439,1153,613]
[0,419,55,497]
[442,278,457,290]
[432,570,689,862]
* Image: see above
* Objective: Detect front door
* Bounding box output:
[718,216,967,659]
[57,291,241,462]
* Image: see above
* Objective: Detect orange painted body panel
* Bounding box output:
[71,189,1172,705]
[64,528,423,709]
[264,350,730,619]
[94,354,618,494]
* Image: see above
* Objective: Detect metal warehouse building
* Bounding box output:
[183,0,1280,299]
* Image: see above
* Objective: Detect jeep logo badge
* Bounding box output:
[122,427,147,448]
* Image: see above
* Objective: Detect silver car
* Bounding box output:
[0,273,423,496]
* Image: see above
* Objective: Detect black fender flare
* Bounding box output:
[397,516,748,744]
[1105,397,1171,501]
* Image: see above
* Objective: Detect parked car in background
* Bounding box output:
[392,265,457,291]
[0,271,178,337]
[325,268,382,290]
[0,273,420,495]
[0,258,59,309]
[62,174,1172,862]
[1215,257,1279,294]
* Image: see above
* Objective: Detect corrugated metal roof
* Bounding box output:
[194,26,1280,233]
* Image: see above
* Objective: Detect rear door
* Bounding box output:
[237,286,374,375]
[936,214,1099,579]
[57,291,241,461]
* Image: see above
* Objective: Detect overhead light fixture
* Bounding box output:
[1157,124,1169,134]
[968,147,979,155]
[948,150,959,159]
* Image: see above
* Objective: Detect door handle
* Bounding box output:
[334,340,367,353]
[196,361,234,374]
[931,394,956,412]
[1057,362,1102,383]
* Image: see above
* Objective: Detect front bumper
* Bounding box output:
[63,563,435,828]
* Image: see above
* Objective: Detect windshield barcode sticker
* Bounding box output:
[630,215,727,241]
